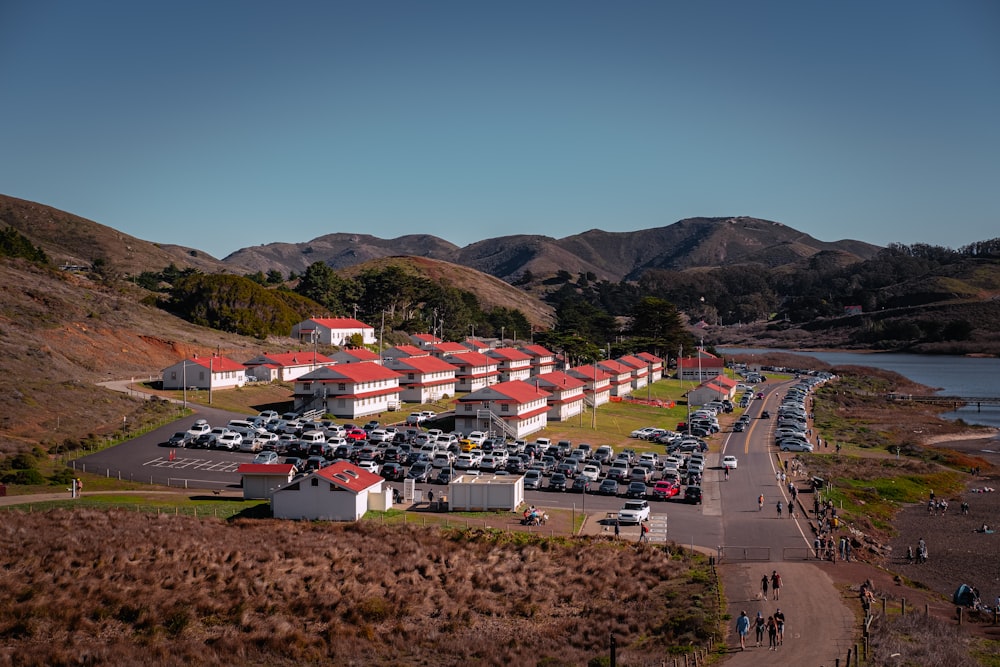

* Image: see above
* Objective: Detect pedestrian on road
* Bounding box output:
[814,537,822,559]
[776,500,783,518]
[736,611,750,651]
[758,493,764,511]
[766,615,778,650]
[771,570,782,600]
[724,465,729,481]
[761,574,769,599]
[639,523,649,543]
[754,611,765,647]
[774,608,785,645]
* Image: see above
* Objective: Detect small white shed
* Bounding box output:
[271,462,387,522]
[238,463,296,500]
[447,474,524,512]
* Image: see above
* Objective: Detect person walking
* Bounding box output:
[774,608,785,645]
[776,500,783,518]
[639,522,649,543]
[761,574,769,599]
[736,611,750,651]
[614,518,621,540]
[754,611,765,648]
[766,615,778,650]
[771,570,782,600]
[724,465,729,481]
[758,493,764,511]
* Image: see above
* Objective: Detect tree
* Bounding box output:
[295,261,358,313]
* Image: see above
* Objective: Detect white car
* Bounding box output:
[466,431,487,445]
[187,420,211,437]
[252,451,279,464]
[722,455,738,469]
[617,499,651,524]
[215,432,243,451]
[779,440,814,452]
[581,464,602,482]
[358,460,380,474]
[629,427,657,439]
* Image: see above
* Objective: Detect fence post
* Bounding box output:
[901,598,906,615]
[957,607,963,625]
[854,643,859,666]
[882,597,887,615]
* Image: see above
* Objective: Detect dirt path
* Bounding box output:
[719,561,858,664]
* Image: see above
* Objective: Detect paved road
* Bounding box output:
[717,383,856,665]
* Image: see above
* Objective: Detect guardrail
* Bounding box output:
[718,545,771,561]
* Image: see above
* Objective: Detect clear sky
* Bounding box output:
[2,1,998,260]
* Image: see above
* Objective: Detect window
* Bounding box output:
[339,383,346,391]
[311,478,319,487]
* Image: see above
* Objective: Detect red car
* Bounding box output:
[345,428,368,441]
[652,480,680,501]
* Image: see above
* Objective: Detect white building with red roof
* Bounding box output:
[462,338,493,353]
[271,461,388,521]
[381,344,430,361]
[596,359,634,398]
[635,352,665,382]
[382,355,458,403]
[519,344,557,376]
[161,354,247,391]
[292,364,402,418]
[427,341,471,358]
[409,333,442,349]
[677,351,725,381]
[291,317,376,346]
[443,351,500,393]
[617,355,650,391]
[237,463,297,499]
[529,371,586,421]
[331,347,382,365]
[566,364,612,408]
[687,375,739,406]
[455,380,551,440]
[486,347,533,383]
[242,351,334,382]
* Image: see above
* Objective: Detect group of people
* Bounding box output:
[736,607,785,651]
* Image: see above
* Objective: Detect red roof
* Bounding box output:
[317,461,383,493]
[520,344,554,357]
[597,360,631,375]
[188,355,245,372]
[411,333,442,343]
[443,351,495,368]
[429,342,469,355]
[386,344,427,357]
[238,464,296,475]
[531,371,585,391]
[335,348,381,361]
[301,364,401,383]
[310,317,373,330]
[617,355,649,373]
[487,347,532,362]
[388,356,458,373]
[459,380,551,404]
[567,365,611,381]
[636,352,663,363]
[244,352,334,367]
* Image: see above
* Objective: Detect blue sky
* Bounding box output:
[2,1,998,260]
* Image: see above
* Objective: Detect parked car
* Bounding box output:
[684,485,703,504]
[252,451,279,465]
[778,440,814,452]
[165,431,192,447]
[381,462,405,481]
[651,480,680,500]
[625,481,648,499]
[186,420,211,438]
[570,477,592,494]
[580,464,602,482]
[597,478,620,496]
[215,432,242,451]
[523,469,544,490]
[406,461,431,482]
[547,472,568,492]
[357,460,380,474]
[618,499,651,524]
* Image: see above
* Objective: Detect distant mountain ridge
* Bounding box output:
[220,215,882,283]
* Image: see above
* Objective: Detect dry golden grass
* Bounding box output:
[0,510,718,666]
